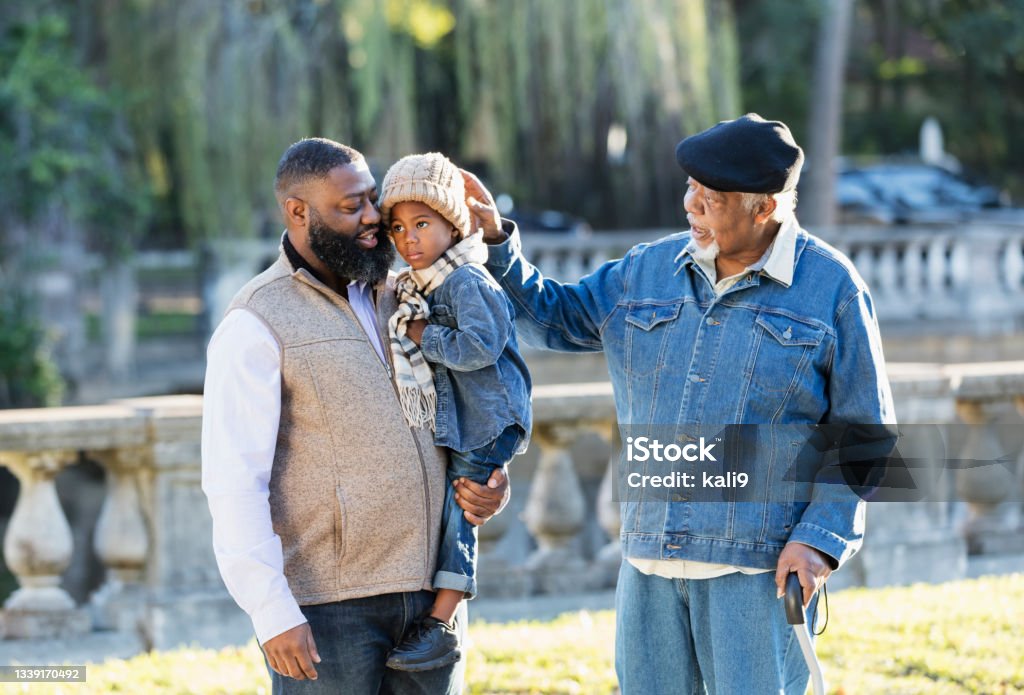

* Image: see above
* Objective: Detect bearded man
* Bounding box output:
[201,138,509,694]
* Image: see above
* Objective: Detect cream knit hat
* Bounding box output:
[379,152,472,239]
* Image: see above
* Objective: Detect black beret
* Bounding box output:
[675,113,804,193]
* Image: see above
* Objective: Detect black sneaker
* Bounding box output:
[385,616,461,672]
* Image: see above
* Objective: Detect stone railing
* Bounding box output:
[2,363,1023,658]
[818,224,1024,327]
[524,224,1024,327]
[62,221,1024,391]
[0,397,251,660]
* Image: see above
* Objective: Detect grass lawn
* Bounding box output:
[1,574,1020,694]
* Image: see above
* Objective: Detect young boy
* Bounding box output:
[379,152,532,671]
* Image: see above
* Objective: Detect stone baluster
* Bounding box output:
[948,237,972,294]
[522,423,589,593]
[876,243,899,297]
[925,237,946,296]
[954,400,1023,555]
[1002,235,1024,293]
[902,240,924,301]
[593,422,622,588]
[850,245,876,290]
[0,450,91,638]
[89,447,151,631]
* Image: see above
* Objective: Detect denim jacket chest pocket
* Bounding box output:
[623,301,684,377]
[430,303,458,328]
[746,312,827,403]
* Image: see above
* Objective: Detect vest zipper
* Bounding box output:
[299,272,431,570]
[370,286,434,582]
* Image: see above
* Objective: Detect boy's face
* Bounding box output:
[389,201,459,270]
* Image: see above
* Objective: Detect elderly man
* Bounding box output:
[468,114,894,694]
[202,138,509,694]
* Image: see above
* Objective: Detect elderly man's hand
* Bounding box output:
[263,623,320,681]
[461,169,505,243]
[774,541,833,608]
[453,466,510,525]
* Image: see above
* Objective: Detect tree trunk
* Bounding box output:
[802,0,855,229]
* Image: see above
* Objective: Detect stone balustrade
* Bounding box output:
[523,225,1024,328]
[69,221,1024,385]
[1,364,1023,658]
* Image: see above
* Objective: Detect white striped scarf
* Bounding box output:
[388,232,488,430]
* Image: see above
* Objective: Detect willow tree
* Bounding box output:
[96,0,739,240]
[450,0,740,226]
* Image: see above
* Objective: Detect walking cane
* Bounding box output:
[784,573,825,695]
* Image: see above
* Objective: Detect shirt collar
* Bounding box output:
[673,214,798,288]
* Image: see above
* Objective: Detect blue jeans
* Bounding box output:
[434,424,523,598]
[615,561,818,695]
[264,590,466,694]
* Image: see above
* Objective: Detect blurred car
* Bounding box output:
[833,163,1008,225]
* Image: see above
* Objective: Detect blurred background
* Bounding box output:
[2,0,1022,407]
[0,0,1023,668]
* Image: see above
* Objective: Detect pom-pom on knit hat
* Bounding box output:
[379,152,472,239]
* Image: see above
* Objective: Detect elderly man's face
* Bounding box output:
[683,177,759,258]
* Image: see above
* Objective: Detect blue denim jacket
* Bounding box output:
[486,221,895,570]
[420,263,532,454]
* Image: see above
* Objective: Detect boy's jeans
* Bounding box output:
[615,561,818,695]
[433,424,523,598]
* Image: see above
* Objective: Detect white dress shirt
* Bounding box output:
[201,280,384,644]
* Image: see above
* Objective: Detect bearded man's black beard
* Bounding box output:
[308,211,396,285]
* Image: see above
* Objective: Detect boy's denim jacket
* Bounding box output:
[419,263,532,455]
[485,221,895,570]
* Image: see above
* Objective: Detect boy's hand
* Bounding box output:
[405,318,428,346]
[454,466,510,525]
[460,169,505,243]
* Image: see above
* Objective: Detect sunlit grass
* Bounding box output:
[1,574,1020,694]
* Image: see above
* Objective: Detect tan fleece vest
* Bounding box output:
[227,252,448,605]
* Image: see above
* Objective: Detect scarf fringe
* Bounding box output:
[398,385,437,431]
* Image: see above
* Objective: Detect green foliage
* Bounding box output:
[907,0,1024,193]
[734,0,821,143]
[0,285,64,408]
[0,6,150,260]
[2,575,1021,694]
[93,0,739,237]
[737,0,1024,196]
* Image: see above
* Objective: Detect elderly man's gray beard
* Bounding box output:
[308,210,396,284]
[691,239,720,263]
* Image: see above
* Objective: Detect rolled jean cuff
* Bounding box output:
[433,570,477,600]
